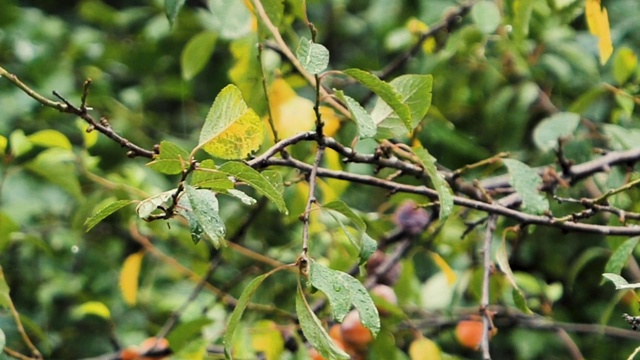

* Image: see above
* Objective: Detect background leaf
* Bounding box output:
[164,0,185,27]
[604,237,640,275]
[181,32,217,80]
[120,251,144,306]
[532,112,580,152]
[84,200,134,232]
[224,274,268,358]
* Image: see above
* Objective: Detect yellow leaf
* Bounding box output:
[267,78,341,138]
[585,0,613,65]
[429,251,457,285]
[0,135,7,154]
[72,301,111,320]
[250,320,285,360]
[120,251,144,306]
[409,336,442,360]
[407,17,435,54]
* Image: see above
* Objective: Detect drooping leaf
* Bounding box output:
[296,284,350,360]
[27,129,72,150]
[84,200,134,232]
[472,0,501,34]
[602,273,640,289]
[164,0,186,27]
[225,189,257,205]
[147,141,191,175]
[413,147,454,221]
[296,37,330,74]
[323,200,366,233]
[224,274,269,358]
[185,185,226,248]
[120,251,144,306]
[198,84,264,160]
[334,90,376,138]
[359,233,377,263]
[71,301,112,320]
[309,262,380,336]
[409,337,442,360]
[605,237,640,275]
[343,68,412,131]
[496,233,533,314]
[181,31,217,80]
[532,112,580,152]
[585,0,613,65]
[218,162,287,213]
[136,189,175,219]
[503,159,549,215]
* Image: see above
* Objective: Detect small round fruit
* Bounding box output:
[340,310,373,351]
[366,250,401,286]
[455,319,496,350]
[371,284,398,316]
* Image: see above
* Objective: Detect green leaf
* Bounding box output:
[334,90,376,138]
[84,200,134,232]
[0,327,5,352]
[359,233,377,263]
[177,200,205,244]
[136,189,175,219]
[197,84,264,160]
[296,37,330,75]
[603,124,640,150]
[343,68,412,131]
[25,148,82,200]
[185,185,226,248]
[309,262,380,336]
[605,236,640,275]
[323,200,366,233]
[296,284,350,360]
[613,47,638,85]
[28,129,72,150]
[147,141,191,175]
[204,0,253,40]
[371,74,433,130]
[181,31,217,80]
[224,274,269,358]
[164,0,186,27]
[225,189,257,206]
[167,317,213,353]
[532,112,580,152]
[218,162,287,214]
[512,0,534,40]
[9,129,32,157]
[602,273,640,289]
[496,233,533,314]
[472,0,501,33]
[413,147,454,221]
[503,159,549,215]
[191,159,234,191]
[0,266,11,309]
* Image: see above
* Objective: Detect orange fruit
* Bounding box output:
[455,319,497,350]
[340,310,373,352]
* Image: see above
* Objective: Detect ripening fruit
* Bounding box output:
[371,284,398,316]
[455,319,496,350]
[119,348,141,360]
[139,337,171,360]
[341,310,373,352]
[366,250,401,286]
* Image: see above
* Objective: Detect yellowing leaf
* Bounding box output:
[409,337,442,360]
[585,0,613,65]
[198,84,265,159]
[429,251,457,285]
[267,78,340,138]
[250,320,285,360]
[407,18,435,54]
[120,251,144,306]
[28,129,72,150]
[72,301,111,320]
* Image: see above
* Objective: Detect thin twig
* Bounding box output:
[301,146,325,255]
[480,215,497,360]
